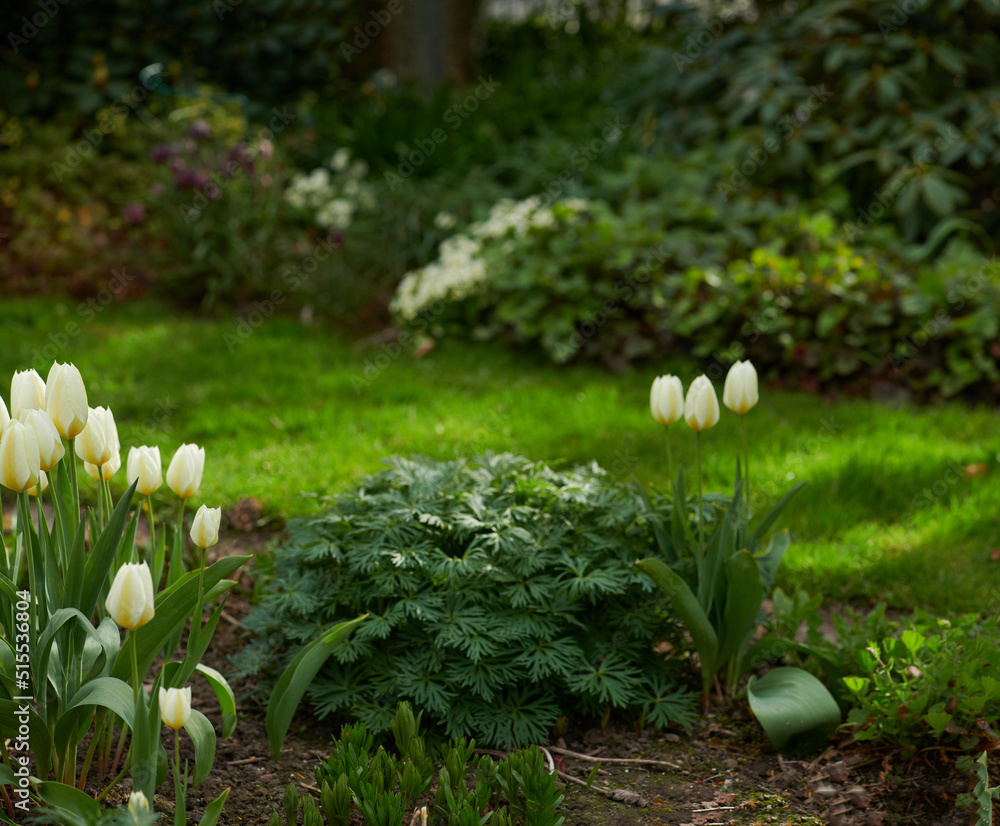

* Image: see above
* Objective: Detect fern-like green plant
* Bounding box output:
[236,454,695,746]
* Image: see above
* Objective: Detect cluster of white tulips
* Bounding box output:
[650,361,760,548]
[0,362,237,825]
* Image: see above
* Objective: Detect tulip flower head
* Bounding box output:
[128,791,150,823]
[0,420,41,493]
[86,451,122,481]
[45,362,89,438]
[166,443,205,498]
[19,408,65,471]
[28,471,48,497]
[105,562,155,630]
[10,369,46,419]
[0,398,9,431]
[684,375,720,432]
[76,407,119,467]
[127,446,162,495]
[650,375,685,426]
[723,360,759,415]
[190,505,221,549]
[159,686,192,730]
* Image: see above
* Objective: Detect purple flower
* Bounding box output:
[150,144,171,164]
[174,168,207,190]
[123,202,147,225]
[227,145,254,174]
[188,120,212,141]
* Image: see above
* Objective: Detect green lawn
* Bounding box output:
[2,298,998,614]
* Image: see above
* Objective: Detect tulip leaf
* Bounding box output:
[36,781,102,821]
[112,555,249,682]
[198,788,231,826]
[635,481,675,565]
[79,480,137,615]
[636,558,717,699]
[53,677,136,759]
[266,615,367,758]
[183,708,217,787]
[195,664,238,739]
[755,531,790,594]
[748,482,807,550]
[716,550,763,672]
[0,762,14,786]
[747,667,841,752]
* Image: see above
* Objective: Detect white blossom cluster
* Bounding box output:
[390,235,487,320]
[391,195,592,321]
[284,148,375,230]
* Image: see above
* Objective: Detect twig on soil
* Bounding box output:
[230,756,266,765]
[555,770,648,807]
[220,610,242,628]
[548,745,682,770]
[539,746,556,775]
[408,806,428,826]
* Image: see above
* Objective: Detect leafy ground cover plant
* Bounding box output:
[236,453,696,747]
[272,702,563,826]
[765,594,1000,758]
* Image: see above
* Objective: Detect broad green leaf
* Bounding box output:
[716,551,763,673]
[0,763,14,785]
[183,708,217,787]
[636,558,717,698]
[0,700,52,779]
[195,664,238,739]
[747,667,841,752]
[748,483,806,550]
[755,531,790,593]
[36,781,101,820]
[266,615,367,758]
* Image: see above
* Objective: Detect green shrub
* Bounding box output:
[237,453,695,747]
[619,0,1000,246]
[767,595,1000,757]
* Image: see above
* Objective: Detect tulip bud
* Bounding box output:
[158,686,192,730]
[28,470,48,497]
[128,790,150,824]
[190,505,221,549]
[10,369,46,419]
[0,420,41,493]
[45,362,89,438]
[723,360,759,415]
[105,562,155,630]
[166,443,205,499]
[127,446,162,495]
[684,375,720,432]
[75,407,119,466]
[650,375,685,426]
[85,451,122,481]
[19,409,65,471]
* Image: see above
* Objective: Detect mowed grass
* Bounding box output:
[1,297,998,614]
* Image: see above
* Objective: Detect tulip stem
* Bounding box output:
[66,437,80,533]
[97,464,105,527]
[740,416,750,518]
[665,427,674,484]
[130,631,140,704]
[146,495,156,568]
[695,432,705,557]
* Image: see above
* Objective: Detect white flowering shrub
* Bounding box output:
[284,148,377,230]
[388,195,591,323]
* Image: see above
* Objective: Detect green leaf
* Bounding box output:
[636,558,717,697]
[748,483,806,551]
[266,615,367,758]
[183,709,217,787]
[716,551,763,674]
[79,481,137,613]
[195,664,238,739]
[747,667,841,752]
[36,781,101,820]
[198,788,231,826]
